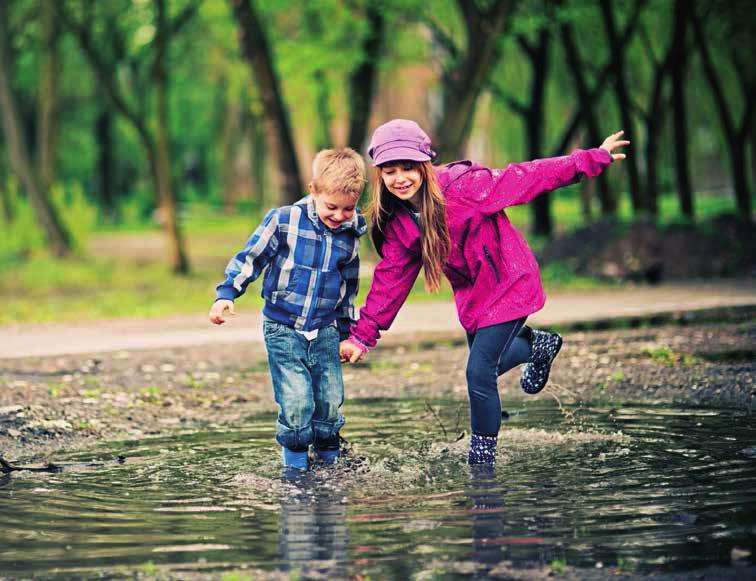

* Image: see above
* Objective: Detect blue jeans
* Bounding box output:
[264,319,345,451]
[465,318,531,436]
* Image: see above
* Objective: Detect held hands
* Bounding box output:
[600,130,630,161]
[209,299,235,325]
[340,339,365,364]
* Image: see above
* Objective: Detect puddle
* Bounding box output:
[0,398,754,578]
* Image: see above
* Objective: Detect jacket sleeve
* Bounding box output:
[349,220,422,350]
[215,208,280,301]
[455,148,613,215]
[337,241,360,341]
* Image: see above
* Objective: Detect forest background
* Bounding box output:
[0,0,753,325]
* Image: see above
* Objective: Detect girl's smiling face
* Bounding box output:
[380,162,423,206]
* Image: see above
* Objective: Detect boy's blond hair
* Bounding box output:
[311,147,366,199]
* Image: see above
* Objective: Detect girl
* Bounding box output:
[340,119,628,465]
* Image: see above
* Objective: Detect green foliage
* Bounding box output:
[0,0,751,323]
[0,178,96,260]
[550,558,567,574]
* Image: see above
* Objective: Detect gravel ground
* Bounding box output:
[1,312,753,462]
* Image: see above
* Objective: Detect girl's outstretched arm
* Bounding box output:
[453,132,628,215]
[349,218,422,352]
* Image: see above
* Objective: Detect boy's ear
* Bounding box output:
[307,182,317,196]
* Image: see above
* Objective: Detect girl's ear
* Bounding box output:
[307,182,316,196]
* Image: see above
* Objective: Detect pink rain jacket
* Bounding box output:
[350,148,613,349]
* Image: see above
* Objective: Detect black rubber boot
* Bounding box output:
[468,433,497,465]
[520,330,563,394]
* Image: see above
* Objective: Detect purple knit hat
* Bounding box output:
[367,119,436,166]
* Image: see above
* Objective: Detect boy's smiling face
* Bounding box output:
[311,189,357,230]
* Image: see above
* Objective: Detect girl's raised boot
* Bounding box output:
[520,330,563,394]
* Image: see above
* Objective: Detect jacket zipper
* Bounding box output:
[483,246,501,283]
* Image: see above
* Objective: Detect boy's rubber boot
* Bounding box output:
[468,433,497,465]
[315,449,340,464]
[520,330,563,394]
[282,447,309,471]
[314,433,341,465]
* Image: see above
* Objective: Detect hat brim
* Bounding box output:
[371,146,432,166]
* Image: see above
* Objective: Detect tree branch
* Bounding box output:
[56,3,151,147]
[550,0,644,155]
[517,34,535,59]
[169,0,203,38]
[488,80,527,117]
[422,16,460,62]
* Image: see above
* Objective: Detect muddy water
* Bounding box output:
[1,399,755,578]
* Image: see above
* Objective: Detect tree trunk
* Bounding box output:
[347,4,384,152]
[599,0,645,213]
[559,16,615,216]
[434,0,514,162]
[525,29,552,237]
[644,55,672,217]
[217,76,242,214]
[751,136,756,204]
[313,69,333,152]
[37,0,59,189]
[303,6,333,153]
[231,0,303,204]
[690,7,754,220]
[95,106,118,221]
[0,179,14,223]
[671,0,694,219]
[730,143,751,218]
[154,0,189,274]
[581,176,594,220]
[0,3,71,256]
[249,105,267,207]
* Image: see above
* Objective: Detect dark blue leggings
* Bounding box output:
[466,318,531,436]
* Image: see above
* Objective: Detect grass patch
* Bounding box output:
[642,346,699,366]
[0,193,741,325]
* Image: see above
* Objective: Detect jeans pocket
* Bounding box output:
[263,319,287,339]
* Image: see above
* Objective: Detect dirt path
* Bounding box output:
[1,280,754,359]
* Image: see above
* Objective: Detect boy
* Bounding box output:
[209,148,367,471]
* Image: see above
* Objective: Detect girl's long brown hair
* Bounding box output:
[368,161,451,292]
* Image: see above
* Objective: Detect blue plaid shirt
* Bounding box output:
[215,196,367,339]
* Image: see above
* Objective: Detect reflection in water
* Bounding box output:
[278,473,348,578]
[468,464,506,571]
[0,400,754,578]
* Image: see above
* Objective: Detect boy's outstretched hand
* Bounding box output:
[600,130,630,161]
[340,339,365,364]
[209,299,235,325]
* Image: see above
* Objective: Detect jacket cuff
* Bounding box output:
[348,335,371,354]
[215,287,239,302]
[575,148,613,177]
